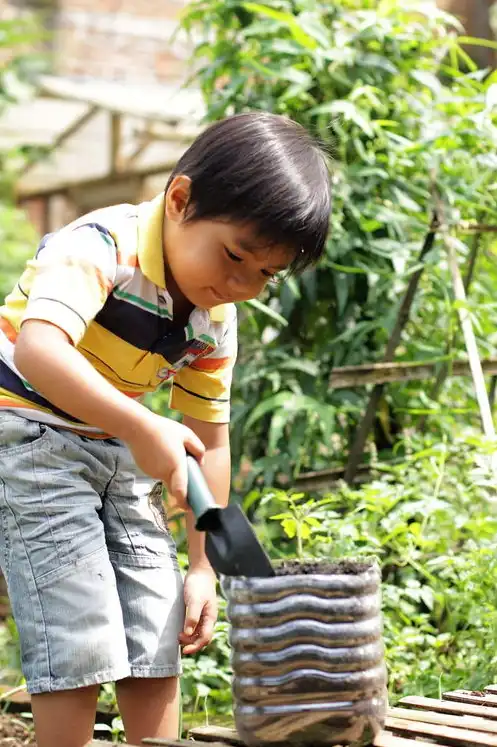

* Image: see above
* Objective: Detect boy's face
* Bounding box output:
[163,176,295,310]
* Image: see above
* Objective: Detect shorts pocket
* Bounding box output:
[0,413,49,457]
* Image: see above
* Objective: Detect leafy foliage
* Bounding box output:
[254,432,497,697]
[0,14,43,302]
[181,0,497,486]
[172,433,497,722]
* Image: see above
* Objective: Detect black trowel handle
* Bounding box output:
[186,455,221,531]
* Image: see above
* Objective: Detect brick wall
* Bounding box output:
[3,0,191,85]
[54,0,191,84]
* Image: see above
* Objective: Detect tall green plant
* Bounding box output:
[181,0,497,486]
[0,14,43,301]
[251,432,497,698]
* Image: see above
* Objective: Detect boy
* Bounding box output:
[0,112,331,747]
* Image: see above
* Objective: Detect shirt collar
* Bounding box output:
[137,193,227,323]
[137,193,167,289]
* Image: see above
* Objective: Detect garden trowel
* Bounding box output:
[186,455,275,578]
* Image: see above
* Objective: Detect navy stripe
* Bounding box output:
[35,232,55,258]
[95,293,192,364]
[73,223,117,247]
[0,359,84,424]
[173,382,229,404]
[36,223,116,259]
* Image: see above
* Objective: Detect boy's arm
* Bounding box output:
[14,321,205,504]
[181,416,231,569]
[179,416,230,655]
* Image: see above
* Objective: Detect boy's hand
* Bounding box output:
[128,413,205,510]
[179,566,218,655]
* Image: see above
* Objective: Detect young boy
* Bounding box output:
[0,112,331,747]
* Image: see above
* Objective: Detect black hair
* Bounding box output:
[165,112,331,274]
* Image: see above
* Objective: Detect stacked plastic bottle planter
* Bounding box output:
[222,559,387,747]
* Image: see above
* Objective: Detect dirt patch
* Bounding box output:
[0,712,36,747]
[274,558,377,575]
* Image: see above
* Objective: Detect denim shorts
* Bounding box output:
[0,412,184,694]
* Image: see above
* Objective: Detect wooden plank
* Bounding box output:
[389,706,497,734]
[486,686,497,695]
[20,105,99,178]
[443,690,497,707]
[16,157,177,199]
[329,357,497,389]
[0,684,30,706]
[39,75,185,125]
[374,733,432,747]
[400,696,497,721]
[110,113,123,174]
[189,725,243,744]
[142,740,231,747]
[386,715,497,745]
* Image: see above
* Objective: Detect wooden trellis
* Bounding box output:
[336,214,497,485]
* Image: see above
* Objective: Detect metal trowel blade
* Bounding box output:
[205,504,274,578]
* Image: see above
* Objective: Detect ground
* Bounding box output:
[0,712,36,747]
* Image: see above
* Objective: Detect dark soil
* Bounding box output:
[0,712,36,747]
[274,558,377,575]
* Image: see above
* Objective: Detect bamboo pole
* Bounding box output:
[343,215,439,484]
[445,233,497,453]
[418,228,482,430]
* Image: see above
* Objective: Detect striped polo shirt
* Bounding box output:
[0,193,237,435]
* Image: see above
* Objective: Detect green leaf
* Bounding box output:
[310,100,374,137]
[458,36,497,51]
[244,392,330,431]
[282,517,297,538]
[242,3,317,49]
[244,299,288,326]
[410,70,442,96]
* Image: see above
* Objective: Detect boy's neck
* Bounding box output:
[163,263,194,326]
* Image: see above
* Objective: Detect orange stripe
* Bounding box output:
[191,357,230,372]
[116,250,138,268]
[95,266,113,296]
[0,317,18,343]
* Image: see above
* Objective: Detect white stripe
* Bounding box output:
[1,407,105,434]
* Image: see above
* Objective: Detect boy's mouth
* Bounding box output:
[209,287,232,303]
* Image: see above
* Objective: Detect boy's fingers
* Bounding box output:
[183,601,202,637]
[181,611,215,655]
[169,460,187,504]
[182,428,205,464]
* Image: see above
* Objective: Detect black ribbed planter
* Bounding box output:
[222,559,387,747]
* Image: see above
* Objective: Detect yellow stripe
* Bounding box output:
[78,322,165,391]
[0,388,58,416]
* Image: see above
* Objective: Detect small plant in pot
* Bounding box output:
[221,493,387,746]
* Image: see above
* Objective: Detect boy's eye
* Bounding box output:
[225,248,243,263]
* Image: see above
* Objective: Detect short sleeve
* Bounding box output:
[21,224,118,345]
[170,307,238,423]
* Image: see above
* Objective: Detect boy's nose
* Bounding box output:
[227,270,264,300]
[227,272,247,293]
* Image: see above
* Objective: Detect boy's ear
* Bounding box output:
[165,175,192,222]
